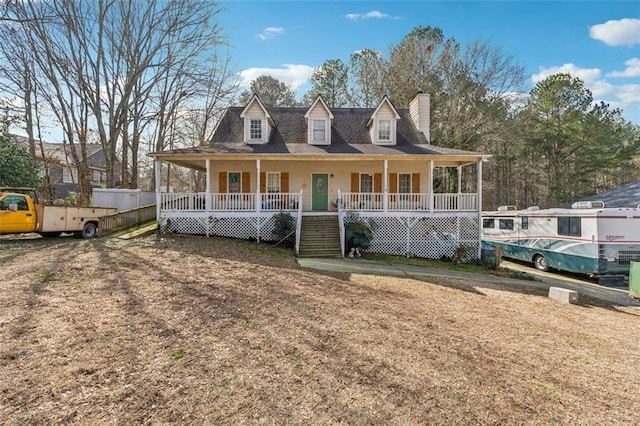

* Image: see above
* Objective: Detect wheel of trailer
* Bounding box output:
[534,254,549,272]
[81,222,98,239]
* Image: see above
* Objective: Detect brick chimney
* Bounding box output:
[409,92,430,143]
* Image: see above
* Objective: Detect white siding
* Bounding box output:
[243,103,271,144]
[306,105,331,145]
[409,93,431,143]
[370,104,397,145]
[208,159,431,211]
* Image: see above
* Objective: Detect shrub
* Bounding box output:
[344,212,373,252]
[272,211,296,247]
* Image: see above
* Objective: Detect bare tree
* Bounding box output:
[349,49,387,107]
[2,0,232,199]
[149,51,238,191]
[0,21,55,199]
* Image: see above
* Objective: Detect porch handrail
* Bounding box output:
[260,192,301,211]
[339,192,478,212]
[386,193,432,211]
[160,192,301,212]
[295,190,303,255]
[161,192,206,211]
[340,192,384,211]
[337,190,345,257]
[97,204,156,237]
[433,193,477,211]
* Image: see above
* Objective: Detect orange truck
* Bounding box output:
[0,189,115,239]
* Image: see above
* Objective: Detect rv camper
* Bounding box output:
[482,201,640,280]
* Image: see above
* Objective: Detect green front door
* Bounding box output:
[311,173,329,210]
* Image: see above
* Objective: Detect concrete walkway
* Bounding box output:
[297,257,640,307]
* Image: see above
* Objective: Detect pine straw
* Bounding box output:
[1,234,639,425]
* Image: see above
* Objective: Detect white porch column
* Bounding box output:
[428,160,434,212]
[155,159,161,224]
[477,159,483,258]
[457,165,462,194]
[256,159,261,212]
[383,159,388,212]
[205,159,211,211]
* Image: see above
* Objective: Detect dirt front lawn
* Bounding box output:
[1,234,639,425]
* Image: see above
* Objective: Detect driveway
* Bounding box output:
[297,257,640,307]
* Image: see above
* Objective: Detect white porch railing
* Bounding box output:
[338,192,477,212]
[339,192,384,211]
[161,192,207,211]
[260,192,300,211]
[160,191,478,212]
[161,192,302,212]
[433,193,478,211]
[387,193,432,210]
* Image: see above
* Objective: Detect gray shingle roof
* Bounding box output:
[153,105,485,158]
[13,134,103,162]
[575,181,640,208]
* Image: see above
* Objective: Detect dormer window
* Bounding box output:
[240,94,273,144]
[313,119,326,141]
[304,95,333,145]
[378,120,391,141]
[368,96,400,145]
[250,119,262,140]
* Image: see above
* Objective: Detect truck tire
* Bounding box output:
[80,222,98,239]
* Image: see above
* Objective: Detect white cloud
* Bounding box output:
[532,63,601,85]
[238,64,315,90]
[607,57,640,78]
[616,83,640,104]
[589,18,640,46]
[258,27,285,40]
[344,10,392,21]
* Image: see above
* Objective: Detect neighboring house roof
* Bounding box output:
[154,107,485,158]
[575,180,640,208]
[13,134,104,166]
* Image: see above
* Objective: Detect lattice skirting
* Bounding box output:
[160,212,297,242]
[160,211,480,261]
[343,213,480,261]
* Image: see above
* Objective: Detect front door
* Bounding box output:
[311,173,329,210]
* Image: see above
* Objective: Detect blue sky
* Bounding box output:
[221,0,640,124]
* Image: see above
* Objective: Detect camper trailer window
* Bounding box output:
[499,219,514,230]
[558,216,581,237]
[482,218,495,229]
[521,216,529,229]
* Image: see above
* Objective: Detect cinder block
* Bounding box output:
[548,287,579,304]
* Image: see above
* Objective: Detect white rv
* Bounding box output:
[482,201,640,279]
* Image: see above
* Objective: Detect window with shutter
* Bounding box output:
[266,172,280,193]
[360,174,373,193]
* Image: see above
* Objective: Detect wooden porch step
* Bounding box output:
[298,216,342,258]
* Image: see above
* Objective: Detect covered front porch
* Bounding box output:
[154,154,483,212]
[152,154,485,260]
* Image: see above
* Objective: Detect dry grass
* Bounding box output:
[1,234,639,425]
